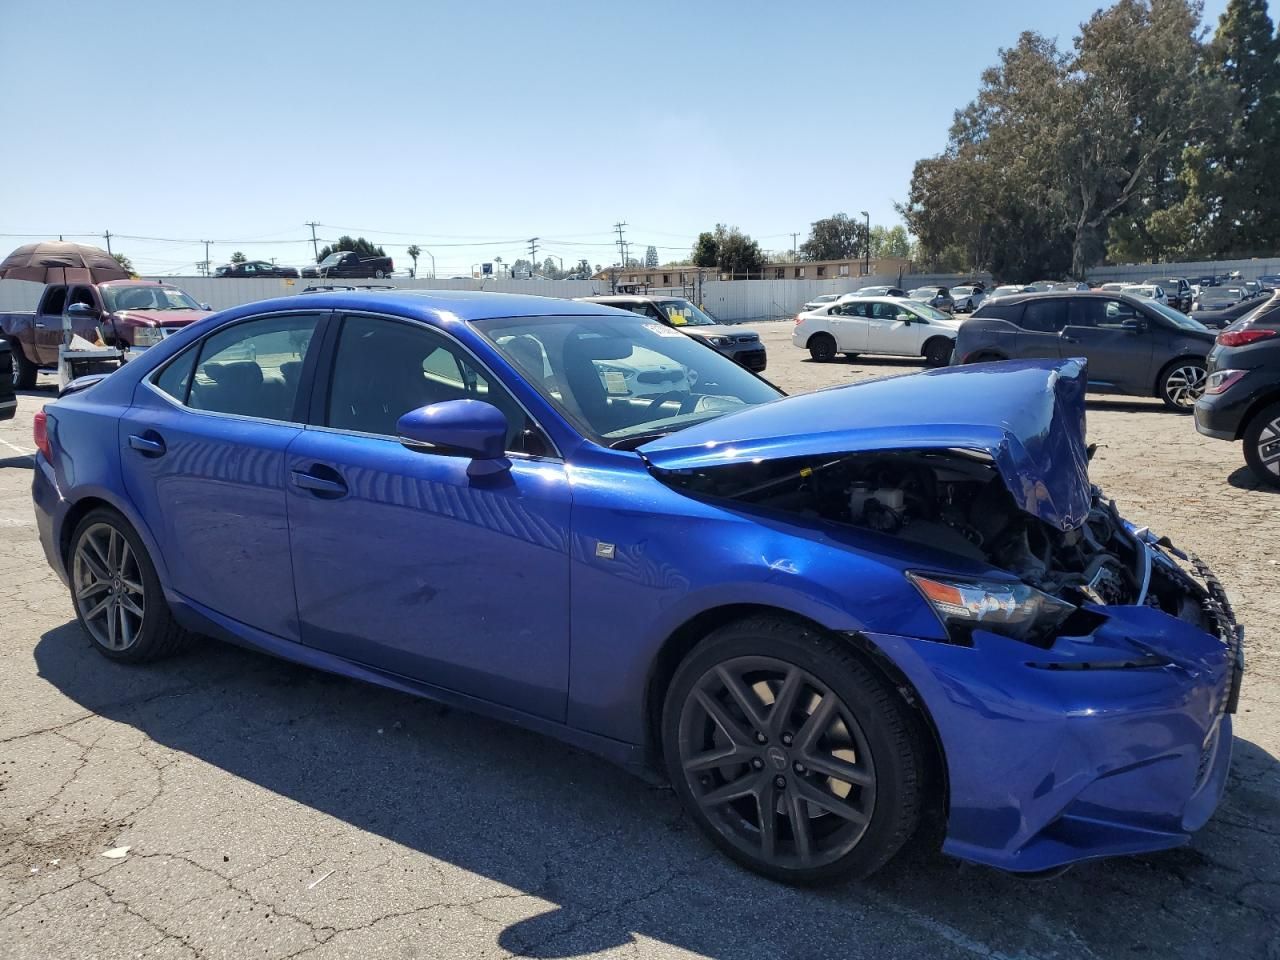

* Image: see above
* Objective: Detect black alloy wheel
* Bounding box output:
[663,618,923,883]
[1160,359,1207,411]
[70,508,189,662]
[808,333,837,362]
[1244,401,1280,488]
[923,338,954,368]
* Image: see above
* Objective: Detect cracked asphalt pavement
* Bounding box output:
[2,322,1279,960]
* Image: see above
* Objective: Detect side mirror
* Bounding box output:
[66,302,97,317]
[397,399,511,476]
[201,303,214,311]
[1121,318,1146,333]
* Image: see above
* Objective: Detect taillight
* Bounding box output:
[794,314,803,324]
[1217,327,1277,347]
[33,408,51,460]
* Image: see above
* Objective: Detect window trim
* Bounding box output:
[144,308,329,426]
[312,310,563,461]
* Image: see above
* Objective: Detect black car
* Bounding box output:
[0,339,15,418]
[215,260,300,278]
[1189,297,1261,330]
[1195,292,1280,486]
[954,291,1216,411]
[301,250,395,279]
[1146,277,1192,311]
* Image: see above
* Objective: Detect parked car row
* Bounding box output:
[214,250,396,280]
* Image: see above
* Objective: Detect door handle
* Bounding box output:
[290,468,348,497]
[128,434,166,456]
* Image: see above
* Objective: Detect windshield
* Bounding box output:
[657,299,718,327]
[320,252,348,265]
[910,303,952,321]
[1149,301,1209,331]
[1200,288,1240,303]
[907,289,938,299]
[474,313,782,448]
[103,285,201,312]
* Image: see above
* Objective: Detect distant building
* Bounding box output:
[594,256,913,286]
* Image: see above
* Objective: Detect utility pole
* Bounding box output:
[790,232,799,261]
[202,240,212,277]
[103,230,113,255]
[306,221,320,263]
[527,237,539,274]
[613,221,627,266]
[860,210,870,277]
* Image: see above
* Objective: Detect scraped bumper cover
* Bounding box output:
[866,544,1241,874]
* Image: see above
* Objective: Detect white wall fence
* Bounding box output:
[1088,258,1280,284]
[1,271,989,325]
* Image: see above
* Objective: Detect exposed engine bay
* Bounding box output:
[657,448,1215,632]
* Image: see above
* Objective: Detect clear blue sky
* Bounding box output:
[0,0,1256,275]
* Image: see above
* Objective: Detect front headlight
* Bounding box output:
[907,572,1076,645]
[132,327,164,347]
[707,336,734,347]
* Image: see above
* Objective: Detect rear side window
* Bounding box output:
[187,313,321,421]
[1020,300,1068,333]
[154,346,198,402]
[974,302,1024,323]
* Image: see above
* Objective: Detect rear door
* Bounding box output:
[33,286,68,363]
[827,302,870,352]
[1013,299,1067,360]
[1061,298,1155,388]
[119,309,325,640]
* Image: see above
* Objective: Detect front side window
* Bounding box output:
[476,314,782,448]
[326,313,547,455]
[186,312,320,420]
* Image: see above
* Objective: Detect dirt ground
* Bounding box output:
[1,322,1277,960]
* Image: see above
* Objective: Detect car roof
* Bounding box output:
[575,294,685,305]
[98,279,175,288]
[220,289,628,324]
[982,290,1147,306]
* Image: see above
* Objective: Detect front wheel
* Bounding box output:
[69,508,190,662]
[923,338,954,368]
[1243,401,1280,488]
[1159,359,1207,412]
[807,333,837,362]
[374,269,387,279]
[662,617,923,884]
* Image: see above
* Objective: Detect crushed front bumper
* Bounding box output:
[867,540,1241,874]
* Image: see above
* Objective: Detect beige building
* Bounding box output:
[595,256,914,287]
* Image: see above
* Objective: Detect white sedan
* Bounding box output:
[793,296,964,367]
[1121,284,1168,305]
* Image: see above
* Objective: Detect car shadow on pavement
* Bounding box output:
[802,356,923,368]
[32,622,1280,960]
[1227,465,1279,493]
[0,455,33,470]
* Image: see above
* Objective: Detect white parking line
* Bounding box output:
[0,437,35,457]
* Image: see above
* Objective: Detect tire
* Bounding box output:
[1243,400,1280,488]
[661,616,924,884]
[374,269,387,279]
[923,337,954,368]
[1158,358,1207,412]
[10,342,37,389]
[807,333,837,362]
[68,508,190,663]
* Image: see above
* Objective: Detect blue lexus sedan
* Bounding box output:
[32,290,1242,883]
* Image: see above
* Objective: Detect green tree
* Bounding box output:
[406,244,421,278]
[112,253,134,274]
[316,235,386,262]
[800,213,865,261]
[706,224,765,275]
[230,251,247,264]
[645,245,659,268]
[868,225,911,259]
[691,231,718,267]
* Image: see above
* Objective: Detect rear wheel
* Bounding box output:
[923,337,954,368]
[69,508,190,663]
[1159,359,1207,412]
[662,617,923,884]
[10,343,37,389]
[1243,401,1280,488]
[808,334,837,362]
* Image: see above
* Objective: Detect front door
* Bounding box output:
[866,301,925,356]
[1061,298,1155,388]
[118,310,324,639]
[285,312,572,721]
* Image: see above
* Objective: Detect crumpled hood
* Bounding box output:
[639,359,1092,531]
[113,309,206,328]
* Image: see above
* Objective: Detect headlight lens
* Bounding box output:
[707,336,733,347]
[907,572,1076,645]
[132,327,164,346]
[1204,369,1246,395]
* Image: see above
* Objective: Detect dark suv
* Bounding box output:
[1195,292,1280,486]
[955,291,1216,411]
[576,295,767,371]
[1146,277,1192,311]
